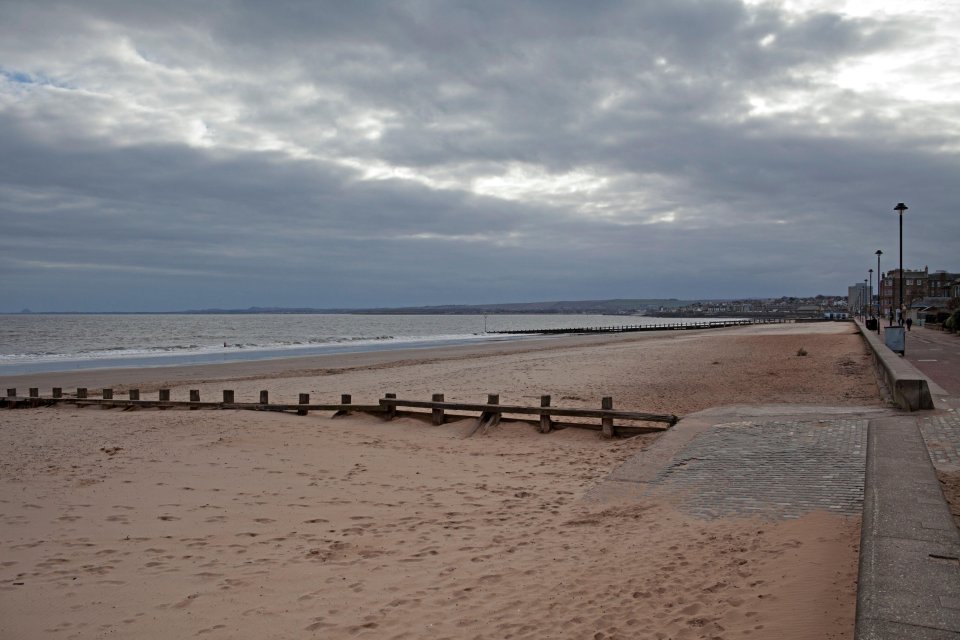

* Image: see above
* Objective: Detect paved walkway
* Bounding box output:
[904,325,960,409]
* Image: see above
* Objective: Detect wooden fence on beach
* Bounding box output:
[488,317,798,335]
[2,387,677,438]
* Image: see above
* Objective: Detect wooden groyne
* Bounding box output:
[489,317,795,335]
[1,388,677,438]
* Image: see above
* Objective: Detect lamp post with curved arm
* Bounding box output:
[895,203,907,322]
[875,249,883,334]
[894,203,908,355]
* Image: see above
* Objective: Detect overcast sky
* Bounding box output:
[1,0,958,311]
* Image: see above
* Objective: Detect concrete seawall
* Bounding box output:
[856,322,935,411]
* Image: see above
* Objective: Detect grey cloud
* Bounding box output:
[0,0,956,311]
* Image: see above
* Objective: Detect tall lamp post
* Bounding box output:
[894,203,908,324]
[869,268,873,322]
[875,249,883,333]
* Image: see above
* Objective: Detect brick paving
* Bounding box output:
[644,418,867,519]
[918,412,960,470]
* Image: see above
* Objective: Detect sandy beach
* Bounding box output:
[1,323,880,639]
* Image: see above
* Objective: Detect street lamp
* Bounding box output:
[869,268,873,322]
[894,203,908,324]
[875,249,883,333]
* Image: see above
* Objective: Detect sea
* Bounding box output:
[0,313,700,375]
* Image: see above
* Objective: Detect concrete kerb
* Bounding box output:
[855,416,960,639]
[856,321,935,411]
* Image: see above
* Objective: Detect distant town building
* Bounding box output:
[874,266,960,323]
[880,267,930,317]
[848,283,870,314]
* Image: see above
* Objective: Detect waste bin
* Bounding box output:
[866,318,878,331]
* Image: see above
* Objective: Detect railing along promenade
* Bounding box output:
[1,388,677,438]
[488,317,799,335]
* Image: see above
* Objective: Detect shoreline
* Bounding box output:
[0,314,758,378]
[0,333,528,378]
[0,331,621,391]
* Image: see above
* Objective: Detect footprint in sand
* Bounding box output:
[172,593,200,609]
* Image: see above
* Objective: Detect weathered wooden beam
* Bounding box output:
[129,389,140,401]
[77,388,87,399]
[223,390,234,404]
[6,388,15,398]
[103,388,113,400]
[52,387,62,399]
[259,390,269,404]
[380,398,676,424]
[29,388,39,398]
[57,398,384,413]
[432,393,445,425]
[159,389,171,402]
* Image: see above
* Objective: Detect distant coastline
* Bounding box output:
[8,294,847,316]
[10,298,691,316]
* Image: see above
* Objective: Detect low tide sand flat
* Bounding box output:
[0,323,878,639]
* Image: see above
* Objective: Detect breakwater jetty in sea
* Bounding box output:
[488,317,804,335]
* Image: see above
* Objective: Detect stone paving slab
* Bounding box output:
[593,410,870,519]
[919,412,960,471]
[642,418,867,518]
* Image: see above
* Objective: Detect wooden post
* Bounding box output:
[331,393,352,418]
[539,395,552,433]
[259,390,269,404]
[129,389,140,401]
[189,390,200,402]
[467,394,500,437]
[601,397,615,438]
[29,388,39,398]
[486,394,501,430]
[384,393,397,420]
[298,393,309,416]
[432,393,445,425]
[159,389,170,402]
[223,390,235,404]
[53,387,62,399]
[102,389,113,400]
[77,388,87,399]
[6,388,16,398]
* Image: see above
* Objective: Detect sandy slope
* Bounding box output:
[0,323,878,639]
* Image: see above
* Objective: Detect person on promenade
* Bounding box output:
[906,317,913,331]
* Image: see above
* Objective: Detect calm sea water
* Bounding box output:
[0,313,694,374]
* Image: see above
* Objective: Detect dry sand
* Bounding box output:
[0,323,879,639]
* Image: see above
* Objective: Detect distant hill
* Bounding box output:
[183,299,695,315]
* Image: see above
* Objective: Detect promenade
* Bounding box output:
[591,322,960,638]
